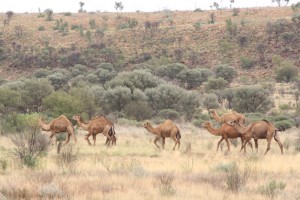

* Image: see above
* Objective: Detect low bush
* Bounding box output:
[258,180,286,199]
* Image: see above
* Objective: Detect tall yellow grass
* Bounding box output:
[0,124,299,200]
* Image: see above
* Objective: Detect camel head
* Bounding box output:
[72,115,81,121]
[143,122,151,129]
[208,109,216,114]
[202,121,211,128]
[226,120,236,126]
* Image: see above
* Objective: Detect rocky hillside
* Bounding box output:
[0,7,299,81]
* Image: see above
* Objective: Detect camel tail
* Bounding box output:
[262,119,270,123]
[176,132,181,140]
[108,125,115,136]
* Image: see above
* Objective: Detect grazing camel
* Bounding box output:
[227,120,283,155]
[38,115,77,145]
[209,109,246,126]
[143,120,181,150]
[72,115,116,146]
[202,121,253,152]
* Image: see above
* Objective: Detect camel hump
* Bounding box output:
[261,119,269,123]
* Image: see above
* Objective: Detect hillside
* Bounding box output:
[0,7,299,80]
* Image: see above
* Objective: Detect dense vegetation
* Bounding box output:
[0,5,299,132]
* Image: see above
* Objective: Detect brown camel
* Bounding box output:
[202,121,253,152]
[143,120,181,150]
[227,120,283,155]
[209,109,246,126]
[72,115,116,146]
[38,115,77,145]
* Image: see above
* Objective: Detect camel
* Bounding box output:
[72,115,116,146]
[38,115,77,145]
[143,120,181,150]
[202,121,253,152]
[209,109,246,126]
[227,120,283,155]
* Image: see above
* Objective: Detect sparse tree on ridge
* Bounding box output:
[79,1,85,13]
[114,1,124,13]
[272,0,290,7]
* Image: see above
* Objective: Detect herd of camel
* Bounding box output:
[38,109,284,154]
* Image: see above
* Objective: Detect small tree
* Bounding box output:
[44,9,53,21]
[114,2,124,14]
[215,64,237,83]
[202,93,219,111]
[275,62,298,82]
[79,2,85,13]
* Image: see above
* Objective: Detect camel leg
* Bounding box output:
[224,137,230,152]
[254,139,258,153]
[240,139,250,153]
[264,137,272,155]
[247,140,253,152]
[177,138,180,150]
[64,133,71,145]
[105,137,110,146]
[92,134,97,146]
[162,137,165,149]
[240,138,245,153]
[217,137,224,152]
[170,136,178,151]
[85,132,93,146]
[274,134,283,155]
[154,136,161,149]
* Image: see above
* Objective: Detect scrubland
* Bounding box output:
[0,124,299,200]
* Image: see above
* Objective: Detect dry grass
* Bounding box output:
[0,124,299,199]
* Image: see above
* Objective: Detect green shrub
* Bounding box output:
[226,163,250,192]
[232,86,273,113]
[274,120,293,131]
[89,19,97,29]
[258,180,286,199]
[240,56,255,69]
[124,101,153,121]
[275,62,298,82]
[63,12,72,16]
[157,109,180,120]
[0,159,8,171]
[193,21,202,30]
[38,26,45,31]
[156,63,187,79]
[177,68,212,89]
[202,93,219,111]
[205,77,228,92]
[215,65,237,83]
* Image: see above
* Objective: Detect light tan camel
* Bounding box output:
[202,121,253,152]
[72,115,116,146]
[143,120,181,150]
[227,120,283,155]
[209,109,246,126]
[38,115,77,145]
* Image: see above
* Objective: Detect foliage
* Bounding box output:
[157,171,175,196]
[258,180,286,199]
[177,68,212,89]
[124,101,153,121]
[275,61,298,82]
[225,163,250,192]
[20,79,54,112]
[215,64,237,83]
[56,144,78,173]
[232,86,273,113]
[157,109,180,120]
[145,84,186,113]
[240,56,255,69]
[102,86,132,112]
[202,93,219,111]
[226,19,238,37]
[10,126,50,168]
[205,77,228,92]
[156,63,187,79]
[107,69,163,92]
[0,87,22,114]
[44,9,53,21]
[0,113,39,133]
[274,120,293,131]
[42,91,84,119]
[193,21,202,30]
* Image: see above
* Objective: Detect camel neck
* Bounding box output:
[211,111,222,122]
[233,123,247,134]
[145,124,157,135]
[205,124,220,136]
[76,118,89,130]
[39,119,51,131]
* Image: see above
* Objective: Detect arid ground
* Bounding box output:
[0,123,299,200]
